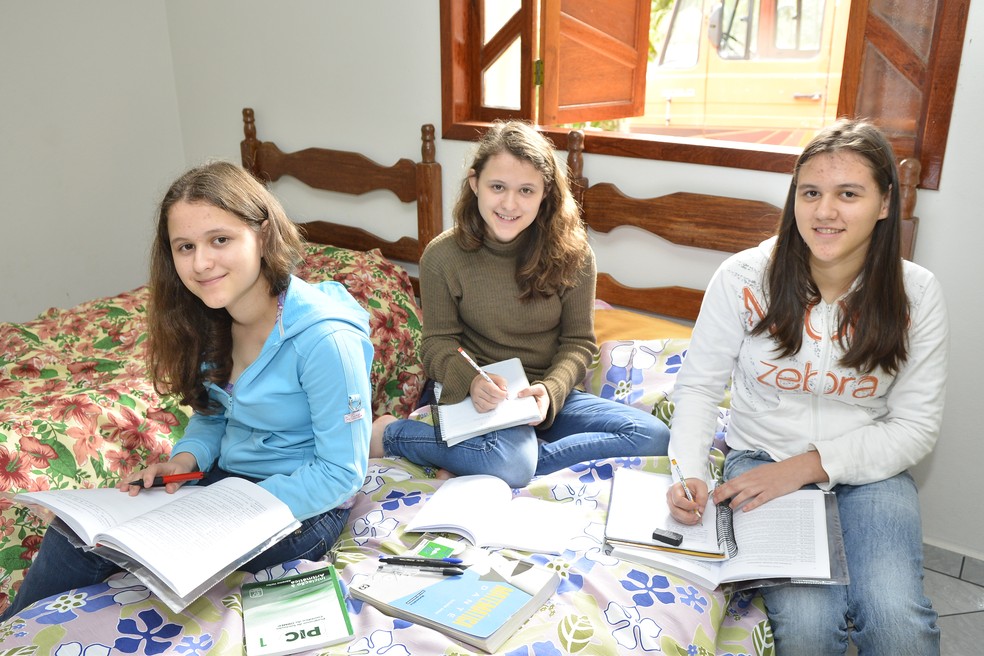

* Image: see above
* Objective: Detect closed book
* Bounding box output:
[242,565,354,656]
[351,546,558,653]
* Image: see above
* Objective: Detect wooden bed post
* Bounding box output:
[567,129,586,211]
[898,158,920,261]
[241,107,262,179]
[415,124,443,257]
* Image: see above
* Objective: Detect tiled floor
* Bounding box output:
[844,544,984,655]
[924,544,984,656]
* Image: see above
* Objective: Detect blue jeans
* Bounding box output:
[384,389,669,487]
[0,469,349,621]
[725,449,940,656]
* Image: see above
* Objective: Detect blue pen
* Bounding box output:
[379,555,464,567]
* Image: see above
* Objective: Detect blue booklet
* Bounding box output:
[350,541,558,653]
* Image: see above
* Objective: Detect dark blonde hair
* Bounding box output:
[148,161,304,412]
[755,119,909,374]
[453,121,589,299]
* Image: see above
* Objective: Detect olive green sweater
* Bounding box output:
[419,229,597,428]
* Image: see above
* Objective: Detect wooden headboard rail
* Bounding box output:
[241,108,443,266]
[565,129,921,321]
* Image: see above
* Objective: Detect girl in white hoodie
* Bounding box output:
[667,120,946,655]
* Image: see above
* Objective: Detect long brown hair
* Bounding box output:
[148,161,304,412]
[754,119,909,374]
[453,121,589,299]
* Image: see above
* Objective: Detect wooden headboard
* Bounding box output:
[240,108,443,291]
[565,129,921,322]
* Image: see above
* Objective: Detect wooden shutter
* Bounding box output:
[838,0,968,190]
[538,0,652,125]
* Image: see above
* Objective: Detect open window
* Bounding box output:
[440,0,969,190]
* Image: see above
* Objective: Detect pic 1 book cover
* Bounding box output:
[605,468,846,589]
[13,477,300,612]
[351,538,559,653]
[404,474,585,554]
[432,357,541,445]
[242,565,354,656]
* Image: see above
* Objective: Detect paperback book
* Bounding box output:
[14,477,300,612]
[242,565,354,656]
[404,474,584,554]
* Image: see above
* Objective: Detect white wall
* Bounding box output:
[0,1,185,322]
[2,0,980,559]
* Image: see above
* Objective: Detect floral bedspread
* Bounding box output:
[0,456,772,656]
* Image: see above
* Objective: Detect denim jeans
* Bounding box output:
[0,469,349,621]
[384,389,670,487]
[725,449,940,656]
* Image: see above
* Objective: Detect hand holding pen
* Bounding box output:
[670,458,704,524]
[458,347,507,412]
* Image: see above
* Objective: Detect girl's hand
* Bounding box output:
[517,383,549,425]
[713,452,828,512]
[666,477,709,525]
[122,453,200,495]
[469,372,508,412]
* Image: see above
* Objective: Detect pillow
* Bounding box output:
[594,307,693,343]
[297,244,424,418]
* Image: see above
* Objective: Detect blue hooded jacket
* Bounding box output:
[171,276,373,520]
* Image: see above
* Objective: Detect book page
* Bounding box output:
[97,477,298,598]
[406,475,584,553]
[721,489,831,582]
[15,486,198,545]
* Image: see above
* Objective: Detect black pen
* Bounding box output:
[378,564,464,576]
[379,556,463,567]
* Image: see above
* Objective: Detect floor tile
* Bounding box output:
[940,611,984,656]
[924,569,984,616]
[924,543,964,577]
[962,555,984,587]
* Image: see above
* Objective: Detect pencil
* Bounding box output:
[670,458,702,524]
[457,347,495,386]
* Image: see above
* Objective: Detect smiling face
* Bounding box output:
[468,151,546,244]
[794,150,890,285]
[167,200,270,320]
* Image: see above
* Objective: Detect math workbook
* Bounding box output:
[351,544,559,653]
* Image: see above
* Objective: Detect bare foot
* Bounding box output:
[434,468,455,480]
[370,415,397,458]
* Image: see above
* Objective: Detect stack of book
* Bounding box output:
[351,535,559,653]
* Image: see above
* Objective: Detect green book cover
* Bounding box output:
[242,565,354,656]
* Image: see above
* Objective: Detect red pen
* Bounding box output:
[129,471,204,487]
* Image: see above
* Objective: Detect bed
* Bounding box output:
[0,113,922,655]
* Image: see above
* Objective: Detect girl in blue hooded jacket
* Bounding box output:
[2,161,373,618]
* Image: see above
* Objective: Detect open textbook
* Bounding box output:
[405,475,585,554]
[15,477,300,612]
[605,468,847,589]
[432,358,541,446]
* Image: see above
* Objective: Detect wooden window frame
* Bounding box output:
[440,0,970,190]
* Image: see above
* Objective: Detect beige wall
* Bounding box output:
[2,0,981,558]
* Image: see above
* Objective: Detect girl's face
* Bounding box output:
[794,151,889,279]
[469,151,546,244]
[167,200,269,319]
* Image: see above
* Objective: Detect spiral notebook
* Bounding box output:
[432,358,541,446]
